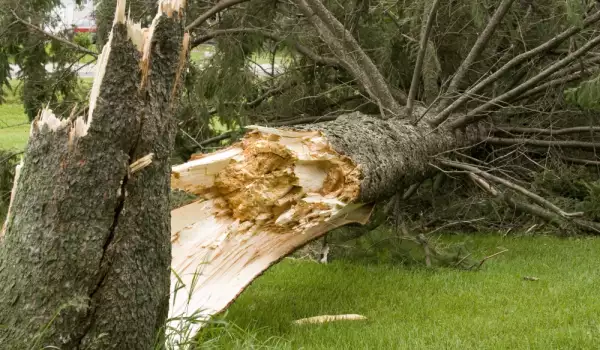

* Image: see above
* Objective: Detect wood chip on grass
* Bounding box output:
[293,314,367,325]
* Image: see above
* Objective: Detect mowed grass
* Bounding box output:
[0,105,29,150]
[0,82,29,150]
[204,233,600,349]
[0,78,96,151]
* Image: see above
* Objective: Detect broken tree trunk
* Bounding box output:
[168,111,482,336]
[0,0,188,348]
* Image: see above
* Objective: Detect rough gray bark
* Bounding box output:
[300,111,482,203]
[0,3,187,349]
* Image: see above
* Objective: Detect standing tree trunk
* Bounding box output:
[0,0,188,348]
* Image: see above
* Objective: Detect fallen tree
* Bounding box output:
[167,0,600,337]
[168,111,481,335]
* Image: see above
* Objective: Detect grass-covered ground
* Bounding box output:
[0,104,28,150]
[0,82,28,150]
[198,233,600,349]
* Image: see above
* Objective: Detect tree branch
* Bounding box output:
[441,159,582,218]
[439,0,516,110]
[484,137,600,150]
[185,0,249,31]
[548,55,600,79]
[270,114,338,126]
[297,0,405,115]
[11,11,97,57]
[191,28,341,66]
[468,173,600,233]
[493,125,600,136]
[515,68,597,102]
[430,9,600,127]
[560,156,600,166]
[469,173,561,222]
[195,115,339,147]
[450,34,600,129]
[406,0,441,121]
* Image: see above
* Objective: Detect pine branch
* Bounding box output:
[493,126,600,136]
[186,0,249,31]
[441,159,582,218]
[297,0,405,115]
[439,0,516,110]
[191,28,341,66]
[430,9,600,128]
[11,11,97,57]
[560,156,600,166]
[484,137,600,150]
[468,173,600,233]
[450,34,600,129]
[406,0,441,121]
[515,68,597,102]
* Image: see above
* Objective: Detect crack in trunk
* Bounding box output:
[76,116,145,346]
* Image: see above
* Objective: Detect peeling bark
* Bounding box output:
[0,0,188,348]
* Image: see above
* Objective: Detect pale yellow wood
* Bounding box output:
[168,200,371,337]
[167,126,369,339]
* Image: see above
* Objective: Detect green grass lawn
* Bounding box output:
[200,233,600,349]
[0,78,96,151]
[0,82,29,150]
[0,104,29,150]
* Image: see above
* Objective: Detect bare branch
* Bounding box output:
[450,34,600,129]
[245,81,298,108]
[270,115,338,126]
[439,0,516,110]
[430,10,600,127]
[197,131,235,146]
[473,248,509,270]
[468,173,600,233]
[515,68,597,102]
[484,137,600,150]
[548,55,600,79]
[402,182,421,200]
[191,28,341,66]
[560,156,600,166]
[11,11,97,57]
[297,0,405,115]
[469,172,562,223]
[406,0,441,121]
[441,159,582,218]
[186,0,249,31]
[493,126,600,136]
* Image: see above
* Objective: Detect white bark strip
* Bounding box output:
[0,162,22,238]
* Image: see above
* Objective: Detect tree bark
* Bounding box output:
[0,0,188,348]
[298,112,481,202]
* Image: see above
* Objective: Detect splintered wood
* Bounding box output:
[168,126,370,336]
